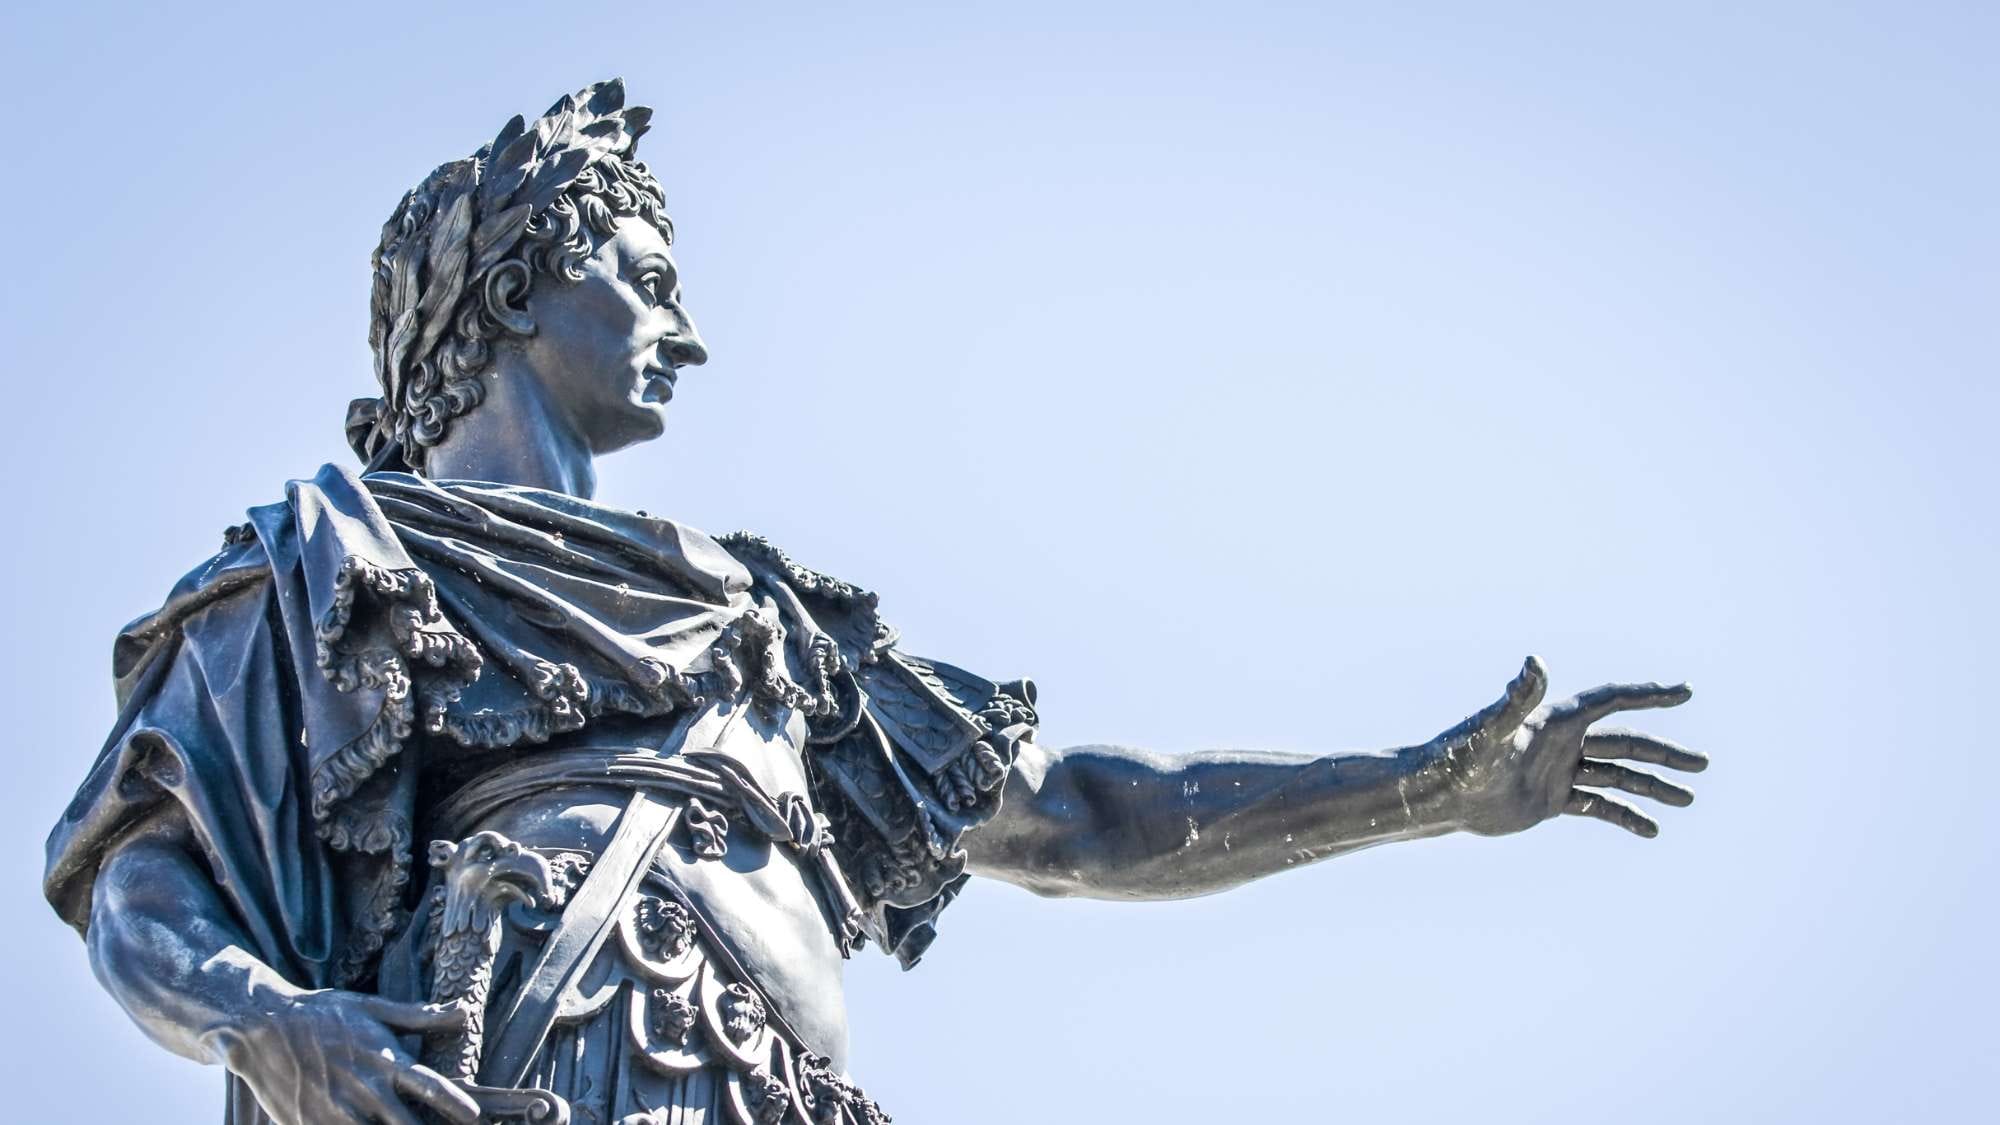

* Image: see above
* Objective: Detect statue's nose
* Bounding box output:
[666,329,708,369]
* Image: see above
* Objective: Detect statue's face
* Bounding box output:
[515,216,708,453]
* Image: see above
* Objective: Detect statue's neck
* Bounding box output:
[420,356,598,499]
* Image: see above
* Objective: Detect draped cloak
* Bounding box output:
[44,464,1038,1001]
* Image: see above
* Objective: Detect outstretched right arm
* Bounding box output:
[88,808,480,1125]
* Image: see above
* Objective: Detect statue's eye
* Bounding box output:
[637,271,674,306]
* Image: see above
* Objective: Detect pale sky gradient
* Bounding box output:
[2,2,1993,1121]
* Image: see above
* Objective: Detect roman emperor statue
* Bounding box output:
[44,81,1706,1125]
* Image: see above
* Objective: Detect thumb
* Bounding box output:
[1447,655,1549,747]
[1495,655,1549,731]
[352,994,468,1034]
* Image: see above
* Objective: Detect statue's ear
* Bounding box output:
[428,839,459,868]
[482,259,536,336]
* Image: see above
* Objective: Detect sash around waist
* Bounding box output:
[431,745,875,957]
[432,746,817,849]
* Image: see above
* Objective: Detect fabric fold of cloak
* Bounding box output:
[46,464,1036,989]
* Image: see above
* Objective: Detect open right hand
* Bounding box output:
[204,986,481,1125]
[1436,656,1706,838]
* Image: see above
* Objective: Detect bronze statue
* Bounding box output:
[45,80,1706,1124]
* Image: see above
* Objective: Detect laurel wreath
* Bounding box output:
[356,80,653,468]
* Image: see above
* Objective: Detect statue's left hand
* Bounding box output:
[1436,657,1705,838]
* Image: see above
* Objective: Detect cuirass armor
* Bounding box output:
[388,742,890,1124]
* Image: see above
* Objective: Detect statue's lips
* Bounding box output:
[640,367,677,404]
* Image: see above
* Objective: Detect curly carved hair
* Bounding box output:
[354,154,672,473]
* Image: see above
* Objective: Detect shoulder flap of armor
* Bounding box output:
[861,652,994,775]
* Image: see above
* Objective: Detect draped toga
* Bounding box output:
[44,464,1037,1122]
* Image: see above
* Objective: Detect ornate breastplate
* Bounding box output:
[387,750,888,1124]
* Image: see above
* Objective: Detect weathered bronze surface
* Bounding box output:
[44,81,1705,1124]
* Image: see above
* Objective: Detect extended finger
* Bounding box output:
[1567,681,1692,726]
[346,1081,421,1125]
[393,1063,482,1125]
[353,995,467,1035]
[1575,761,1694,807]
[1584,729,1708,773]
[326,1094,391,1125]
[1564,789,1660,838]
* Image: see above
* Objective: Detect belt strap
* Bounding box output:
[477,791,682,1088]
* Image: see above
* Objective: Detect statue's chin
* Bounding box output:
[635,403,670,441]
[593,404,669,454]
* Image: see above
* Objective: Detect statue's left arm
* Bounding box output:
[964,657,1704,899]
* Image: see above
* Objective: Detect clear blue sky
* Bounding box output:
[2,2,1992,1120]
